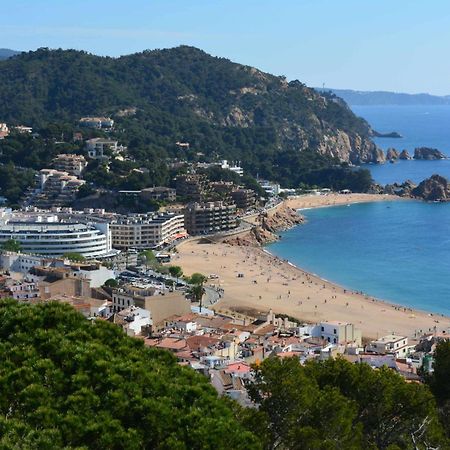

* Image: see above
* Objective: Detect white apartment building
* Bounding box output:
[0,210,114,259]
[315,321,362,346]
[53,154,88,177]
[110,212,186,250]
[366,335,409,358]
[79,117,114,129]
[85,138,122,159]
[220,160,244,176]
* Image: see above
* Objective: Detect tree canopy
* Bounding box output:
[1,238,22,253]
[246,357,447,450]
[0,300,260,449]
[62,252,86,262]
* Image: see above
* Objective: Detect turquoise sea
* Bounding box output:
[267,105,450,315]
[267,201,450,315]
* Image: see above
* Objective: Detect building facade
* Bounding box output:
[367,335,409,357]
[79,117,114,129]
[0,211,113,259]
[231,188,256,209]
[85,138,121,159]
[53,154,88,177]
[175,174,209,202]
[24,169,85,208]
[110,212,186,250]
[184,201,237,235]
[140,187,177,202]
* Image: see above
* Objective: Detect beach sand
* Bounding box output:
[174,194,449,340]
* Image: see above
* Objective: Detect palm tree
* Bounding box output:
[190,283,206,312]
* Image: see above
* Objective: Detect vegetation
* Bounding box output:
[0,163,35,206]
[139,250,157,268]
[1,239,22,253]
[187,273,207,311]
[0,300,448,449]
[62,252,86,262]
[426,341,450,439]
[247,357,448,450]
[168,265,183,280]
[0,46,374,204]
[0,300,259,448]
[103,278,119,288]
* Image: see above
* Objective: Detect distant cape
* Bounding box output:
[0,48,21,60]
[315,88,450,106]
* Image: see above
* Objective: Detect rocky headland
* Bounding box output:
[224,205,304,247]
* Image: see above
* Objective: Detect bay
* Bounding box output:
[267,201,450,315]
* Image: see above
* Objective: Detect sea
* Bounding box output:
[354,104,450,184]
[267,105,450,315]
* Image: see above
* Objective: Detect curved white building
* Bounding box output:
[0,217,113,259]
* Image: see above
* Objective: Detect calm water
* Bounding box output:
[267,201,450,315]
[353,105,450,184]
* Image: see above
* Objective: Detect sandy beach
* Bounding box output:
[174,194,449,340]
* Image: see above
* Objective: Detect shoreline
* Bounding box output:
[175,194,450,340]
[261,246,446,320]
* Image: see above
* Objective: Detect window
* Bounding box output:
[333,329,337,334]
[321,326,324,332]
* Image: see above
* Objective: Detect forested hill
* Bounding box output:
[0,46,381,168]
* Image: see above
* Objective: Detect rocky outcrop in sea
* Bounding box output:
[413,147,447,160]
[386,148,399,160]
[384,174,450,201]
[411,174,450,201]
[399,149,412,160]
[384,180,416,197]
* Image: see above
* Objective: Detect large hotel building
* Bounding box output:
[0,210,113,259]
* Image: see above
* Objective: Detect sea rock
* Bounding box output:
[371,130,402,138]
[413,147,447,160]
[411,174,450,201]
[386,148,399,160]
[384,180,416,197]
[399,149,412,160]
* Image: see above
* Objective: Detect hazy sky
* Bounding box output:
[2,0,450,95]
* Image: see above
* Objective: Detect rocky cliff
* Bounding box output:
[318,130,384,164]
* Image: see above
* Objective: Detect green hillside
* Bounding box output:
[0,46,377,192]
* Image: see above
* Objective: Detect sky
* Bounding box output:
[2,0,450,95]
